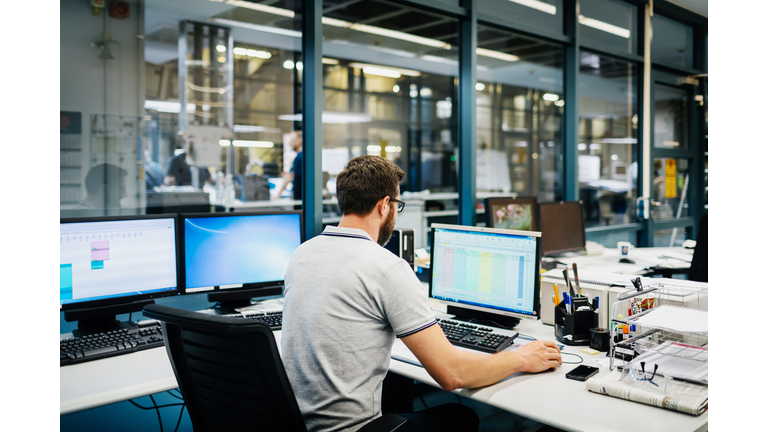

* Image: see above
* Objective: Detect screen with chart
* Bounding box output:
[183,211,303,291]
[60,216,179,308]
[429,224,541,322]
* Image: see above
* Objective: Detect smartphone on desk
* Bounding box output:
[565,365,599,382]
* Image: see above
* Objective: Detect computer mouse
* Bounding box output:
[619,258,635,264]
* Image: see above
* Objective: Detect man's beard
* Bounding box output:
[377,205,397,246]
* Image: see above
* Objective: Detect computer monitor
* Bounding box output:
[483,196,539,231]
[428,224,542,328]
[538,201,586,256]
[60,214,181,335]
[181,210,303,312]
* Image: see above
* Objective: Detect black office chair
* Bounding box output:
[142,304,409,432]
[688,212,708,282]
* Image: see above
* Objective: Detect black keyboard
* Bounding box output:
[437,318,519,353]
[229,310,283,330]
[60,324,165,367]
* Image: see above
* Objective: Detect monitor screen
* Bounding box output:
[182,211,303,292]
[483,196,538,231]
[60,216,180,310]
[428,224,541,321]
[538,201,586,255]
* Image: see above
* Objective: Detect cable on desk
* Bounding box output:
[128,400,185,410]
[149,394,163,432]
[166,389,184,401]
[128,397,186,432]
[173,405,186,432]
[561,352,584,364]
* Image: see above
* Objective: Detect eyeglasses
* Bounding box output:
[389,198,406,213]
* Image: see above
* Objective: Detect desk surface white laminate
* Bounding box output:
[387,319,708,432]
[60,347,177,415]
[61,310,707,432]
[551,247,693,275]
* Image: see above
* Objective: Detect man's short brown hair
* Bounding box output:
[336,156,404,216]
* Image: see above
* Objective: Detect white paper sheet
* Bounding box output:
[632,305,708,333]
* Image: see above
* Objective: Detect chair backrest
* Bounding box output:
[143,304,307,432]
[689,212,708,282]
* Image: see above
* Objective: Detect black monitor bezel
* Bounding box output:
[59,213,183,312]
[427,224,542,322]
[538,200,586,255]
[179,210,304,295]
[483,196,540,231]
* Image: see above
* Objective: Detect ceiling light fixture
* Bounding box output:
[543,93,559,101]
[278,112,372,124]
[144,100,197,113]
[210,0,520,63]
[215,0,295,17]
[349,63,421,77]
[579,16,631,38]
[233,125,283,134]
[219,140,275,148]
[509,0,557,15]
[363,67,400,78]
[476,48,519,62]
[209,18,301,38]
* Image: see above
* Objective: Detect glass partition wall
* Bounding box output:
[60,0,708,249]
[577,52,638,228]
[475,27,564,203]
[321,1,460,197]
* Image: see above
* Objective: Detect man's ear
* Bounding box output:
[377,196,390,218]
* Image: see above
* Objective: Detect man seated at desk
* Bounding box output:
[163,139,214,187]
[282,156,562,432]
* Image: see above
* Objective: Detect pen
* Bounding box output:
[564,294,571,314]
[572,263,582,296]
[553,284,561,305]
[563,268,575,298]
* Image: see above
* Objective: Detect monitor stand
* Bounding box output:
[208,285,283,315]
[211,298,256,315]
[446,306,521,330]
[64,299,154,337]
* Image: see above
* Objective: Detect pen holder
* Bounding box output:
[554,298,598,346]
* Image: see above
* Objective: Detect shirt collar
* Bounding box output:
[321,225,374,242]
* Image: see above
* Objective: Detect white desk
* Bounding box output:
[388,318,707,432]
[550,247,693,276]
[60,347,177,415]
[60,316,708,431]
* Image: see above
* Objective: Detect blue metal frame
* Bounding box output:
[562,0,580,201]
[302,0,323,240]
[458,0,477,227]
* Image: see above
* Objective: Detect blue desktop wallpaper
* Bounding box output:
[184,214,302,289]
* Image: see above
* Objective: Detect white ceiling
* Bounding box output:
[666,0,708,18]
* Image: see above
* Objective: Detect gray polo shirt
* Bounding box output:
[282,225,436,432]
